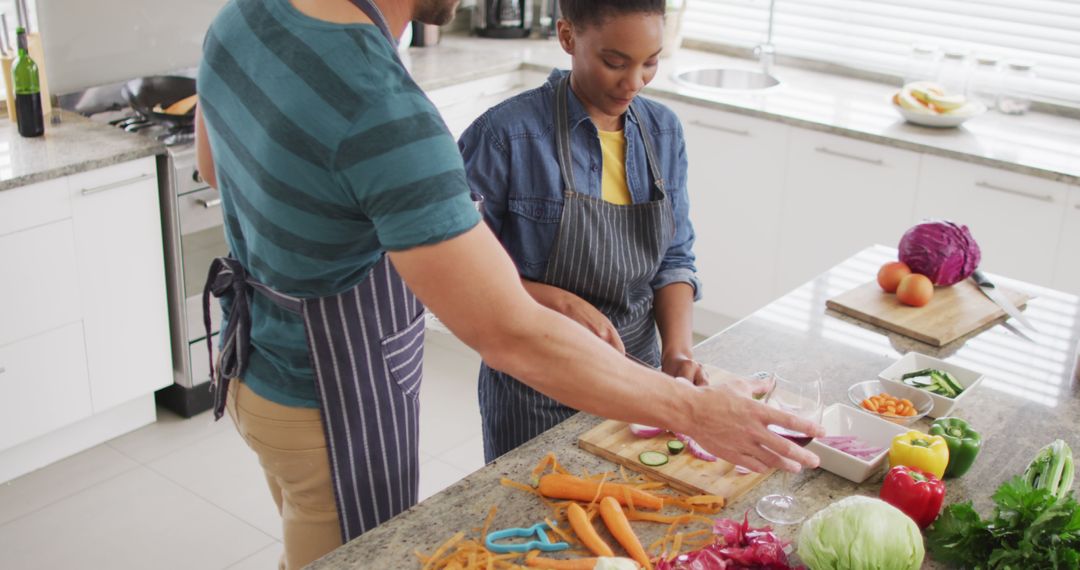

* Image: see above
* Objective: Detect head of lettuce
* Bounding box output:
[797,496,925,570]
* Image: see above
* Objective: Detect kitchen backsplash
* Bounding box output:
[38,0,227,94]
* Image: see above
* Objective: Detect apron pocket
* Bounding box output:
[379,311,426,399]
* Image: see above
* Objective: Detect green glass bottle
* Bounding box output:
[11,26,43,137]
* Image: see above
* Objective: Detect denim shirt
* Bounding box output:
[458,69,701,299]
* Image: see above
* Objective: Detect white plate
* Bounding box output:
[879,352,984,418]
[806,403,908,483]
[893,101,986,128]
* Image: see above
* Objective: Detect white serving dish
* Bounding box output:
[878,352,984,419]
[893,100,986,128]
[806,403,908,484]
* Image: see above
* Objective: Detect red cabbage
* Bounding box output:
[898,220,981,286]
[654,512,803,570]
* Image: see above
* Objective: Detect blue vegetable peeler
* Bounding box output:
[484,521,570,554]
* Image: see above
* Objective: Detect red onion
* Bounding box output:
[629,424,665,438]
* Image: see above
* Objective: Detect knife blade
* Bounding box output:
[972,270,1039,335]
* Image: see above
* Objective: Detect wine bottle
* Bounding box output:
[11,26,42,137]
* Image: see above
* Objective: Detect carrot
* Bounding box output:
[538,474,664,511]
[567,503,615,557]
[524,557,600,569]
[599,496,653,570]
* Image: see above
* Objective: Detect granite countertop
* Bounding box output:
[311,245,1080,569]
[0,110,164,192]
[406,36,1080,186]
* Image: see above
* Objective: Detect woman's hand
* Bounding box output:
[522,279,625,353]
[559,292,625,354]
[662,353,709,386]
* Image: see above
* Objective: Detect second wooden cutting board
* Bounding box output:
[578,366,775,502]
[826,277,1031,346]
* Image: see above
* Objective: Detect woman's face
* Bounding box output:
[558,11,665,127]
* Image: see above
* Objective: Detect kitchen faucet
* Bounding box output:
[754,0,778,76]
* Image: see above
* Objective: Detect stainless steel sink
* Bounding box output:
[672,68,781,92]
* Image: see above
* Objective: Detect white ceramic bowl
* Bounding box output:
[806,403,908,483]
[847,380,934,426]
[893,100,986,128]
[879,352,984,419]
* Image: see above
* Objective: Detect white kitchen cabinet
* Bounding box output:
[0,219,82,347]
[0,322,92,451]
[776,128,921,294]
[914,155,1069,288]
[0,156,171,482]
[69,159,172,412]
[663,99,790,327]
[1052,187,1080,294]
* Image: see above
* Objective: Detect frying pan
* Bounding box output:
[121,76,197,128]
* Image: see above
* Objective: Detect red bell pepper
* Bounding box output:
[879,465,945,529]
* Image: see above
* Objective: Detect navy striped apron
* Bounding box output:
[203,0,426,543]
[478,74,676,462]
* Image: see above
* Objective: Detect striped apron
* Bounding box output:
[203,0,425,543]
[478,74,676,462]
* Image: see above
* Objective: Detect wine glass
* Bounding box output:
[755,364,823,524]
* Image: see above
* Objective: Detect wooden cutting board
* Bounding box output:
[826,278,1031,346]
[578,366,775,502]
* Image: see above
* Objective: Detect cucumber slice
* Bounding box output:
[639,450,669,467]
[667,440,686,455]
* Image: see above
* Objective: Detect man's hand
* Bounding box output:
[684,383,824,474]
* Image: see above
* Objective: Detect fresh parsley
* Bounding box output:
[925,476,1080,569]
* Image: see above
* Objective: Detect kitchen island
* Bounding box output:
[310,246,1080,569]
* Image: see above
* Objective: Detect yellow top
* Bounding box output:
[597,128,631,205]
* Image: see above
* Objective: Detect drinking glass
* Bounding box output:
[755,364,823,524]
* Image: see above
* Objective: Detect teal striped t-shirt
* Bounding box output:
[197,0,480,407]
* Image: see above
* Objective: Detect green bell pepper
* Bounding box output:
[929,417,981,478]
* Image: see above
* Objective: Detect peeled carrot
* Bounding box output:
[567,503,614,557]
[537,474,664,511]
[599,496,653,570]
[525,557,601,569]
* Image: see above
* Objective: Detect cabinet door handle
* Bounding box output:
[81,173,155,196]
[690,120,751,137]
[975,181,1054,203]
[197,198,222,209]
[814,146,884,166]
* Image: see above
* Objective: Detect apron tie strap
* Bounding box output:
[203,257,252,420]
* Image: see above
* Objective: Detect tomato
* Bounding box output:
[896,273,934,307]
[878,261,912,293]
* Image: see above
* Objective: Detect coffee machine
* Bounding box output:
[473,0,533,39]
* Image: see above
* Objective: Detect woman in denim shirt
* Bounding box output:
[460,0,705,462]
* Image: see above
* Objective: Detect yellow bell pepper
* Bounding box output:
[889,430,950,479]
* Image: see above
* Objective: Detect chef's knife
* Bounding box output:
[972,269,1039,335]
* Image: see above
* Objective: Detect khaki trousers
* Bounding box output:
[226,381,342,570]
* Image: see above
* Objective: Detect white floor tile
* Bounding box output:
[418,457,468,502]
[436,433,487,475]
[108,405,230,464]
[148,430,282,540]
[0,444,139,526]
[226,542,283,570]
[0,467,274,570]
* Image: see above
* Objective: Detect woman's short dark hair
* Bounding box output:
[559,0,666,28]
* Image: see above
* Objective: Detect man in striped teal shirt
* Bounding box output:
[196,0,821,567]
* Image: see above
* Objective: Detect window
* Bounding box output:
[681,0,1080,107]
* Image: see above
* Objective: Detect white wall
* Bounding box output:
[37,0,228,94]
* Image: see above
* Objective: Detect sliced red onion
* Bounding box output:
[629,424,665,438]
[682,435,718,462]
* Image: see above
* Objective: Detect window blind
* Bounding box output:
[681,0,1080,105]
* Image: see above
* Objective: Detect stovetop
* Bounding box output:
[57,72,197,156]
